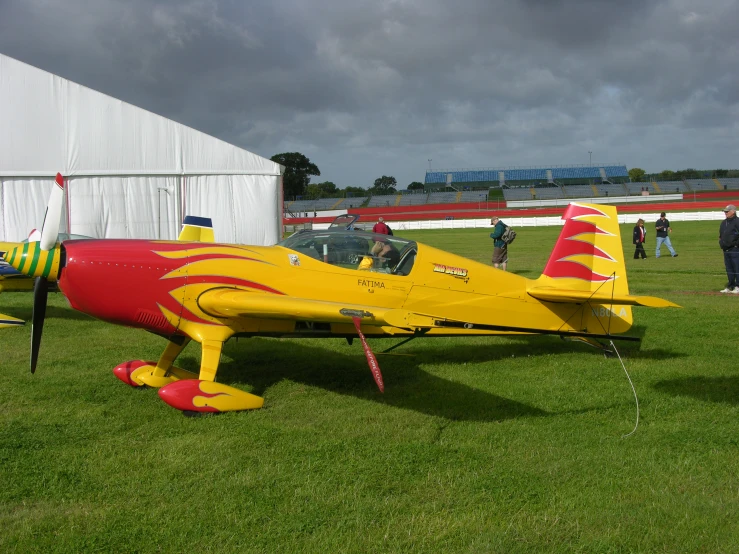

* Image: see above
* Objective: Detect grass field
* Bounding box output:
[1,220,738,553]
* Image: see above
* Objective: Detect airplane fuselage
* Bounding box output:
[58,235,632,342]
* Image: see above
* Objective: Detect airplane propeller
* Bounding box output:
[31,277,49,373]
[28,172,66,373]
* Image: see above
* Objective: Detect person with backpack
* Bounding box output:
[490,216,509,271]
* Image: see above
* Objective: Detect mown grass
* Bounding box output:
[1,220,738,553]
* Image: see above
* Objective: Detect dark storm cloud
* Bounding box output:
[1,0,738,187]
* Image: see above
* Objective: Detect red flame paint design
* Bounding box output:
[542,204,616,282]
[562,203,607,220]
[60,240,285,332]
[158,380,228,412]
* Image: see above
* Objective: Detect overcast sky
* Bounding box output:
[1,0,738,188]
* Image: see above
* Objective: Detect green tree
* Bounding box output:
[316,181,339,197]
[371,175,397,194]
[305,184,322,200]
[344,186,366,196]
[628,167,646,182]
[407,181,425,191]
[271,152,320,198]
[658,169,675,181]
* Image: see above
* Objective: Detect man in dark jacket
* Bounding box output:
[490,216,508,271]
[718,204,739,293]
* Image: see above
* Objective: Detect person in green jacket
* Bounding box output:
[490,217,508,271]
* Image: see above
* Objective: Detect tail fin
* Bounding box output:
[528,203,678,336]
[538,202,628,293]
[178,216,215,242]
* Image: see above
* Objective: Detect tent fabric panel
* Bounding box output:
[0,57,67,172]
[231,174,282,246]
[67,176,179,239]
[183,175,281,245]
[0,54,282,177]
[0,177,63,242]
[66,92,182,175]
[179,131,281,176]
[182,175,236,243]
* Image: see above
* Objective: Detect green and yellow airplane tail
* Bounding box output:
[527,203,678,335]
[0,312,24,329]
[0,241,26,328]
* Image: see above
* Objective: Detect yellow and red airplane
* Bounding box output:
[5,173,679,414]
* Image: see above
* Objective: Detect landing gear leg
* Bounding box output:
[198,339,222,382]
[158,338,265,413]
[112,336,198,388]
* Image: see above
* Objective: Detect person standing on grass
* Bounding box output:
[718,204,739,293]
[655,212,678,258]
[490,216,508,271]
[633,218,647,259]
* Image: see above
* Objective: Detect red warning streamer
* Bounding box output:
[352,316,384,393]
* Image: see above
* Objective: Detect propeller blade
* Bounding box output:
[31,277,49,374]
[39,173,65,251]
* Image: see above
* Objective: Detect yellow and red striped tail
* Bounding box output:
[538,202,629,296]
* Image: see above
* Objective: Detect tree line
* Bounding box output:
[628,167,737,182]
[270,152,423,200]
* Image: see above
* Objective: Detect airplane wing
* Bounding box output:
[198,288,411,326]
[196,288,653,341]
[527,287,680,308]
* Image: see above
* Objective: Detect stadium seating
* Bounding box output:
[625,183,656,195]
[397,193,430,206]
[654,181,690,194]
[366,194,398,207]
[596,183,629,196]
[563,185,596,198]
[686,179,722,191]
[425,165,629,184]
[458,190,491,203]
[531,187,565,200]
[719,178,739,190]
[427,191,459,205]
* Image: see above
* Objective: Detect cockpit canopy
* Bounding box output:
[278,229,417,276]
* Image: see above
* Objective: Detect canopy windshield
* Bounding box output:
[278,230,417,276]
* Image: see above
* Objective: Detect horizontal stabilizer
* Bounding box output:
[178,215,215,242]
[527,287,681,308]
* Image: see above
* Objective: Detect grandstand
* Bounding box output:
[424,164,629,190]
[283,175,739,218]
[285,196,368,215]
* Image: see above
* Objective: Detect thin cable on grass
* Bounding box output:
[609,339,639,438]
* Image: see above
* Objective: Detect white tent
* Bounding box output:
[0,54,284,244]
